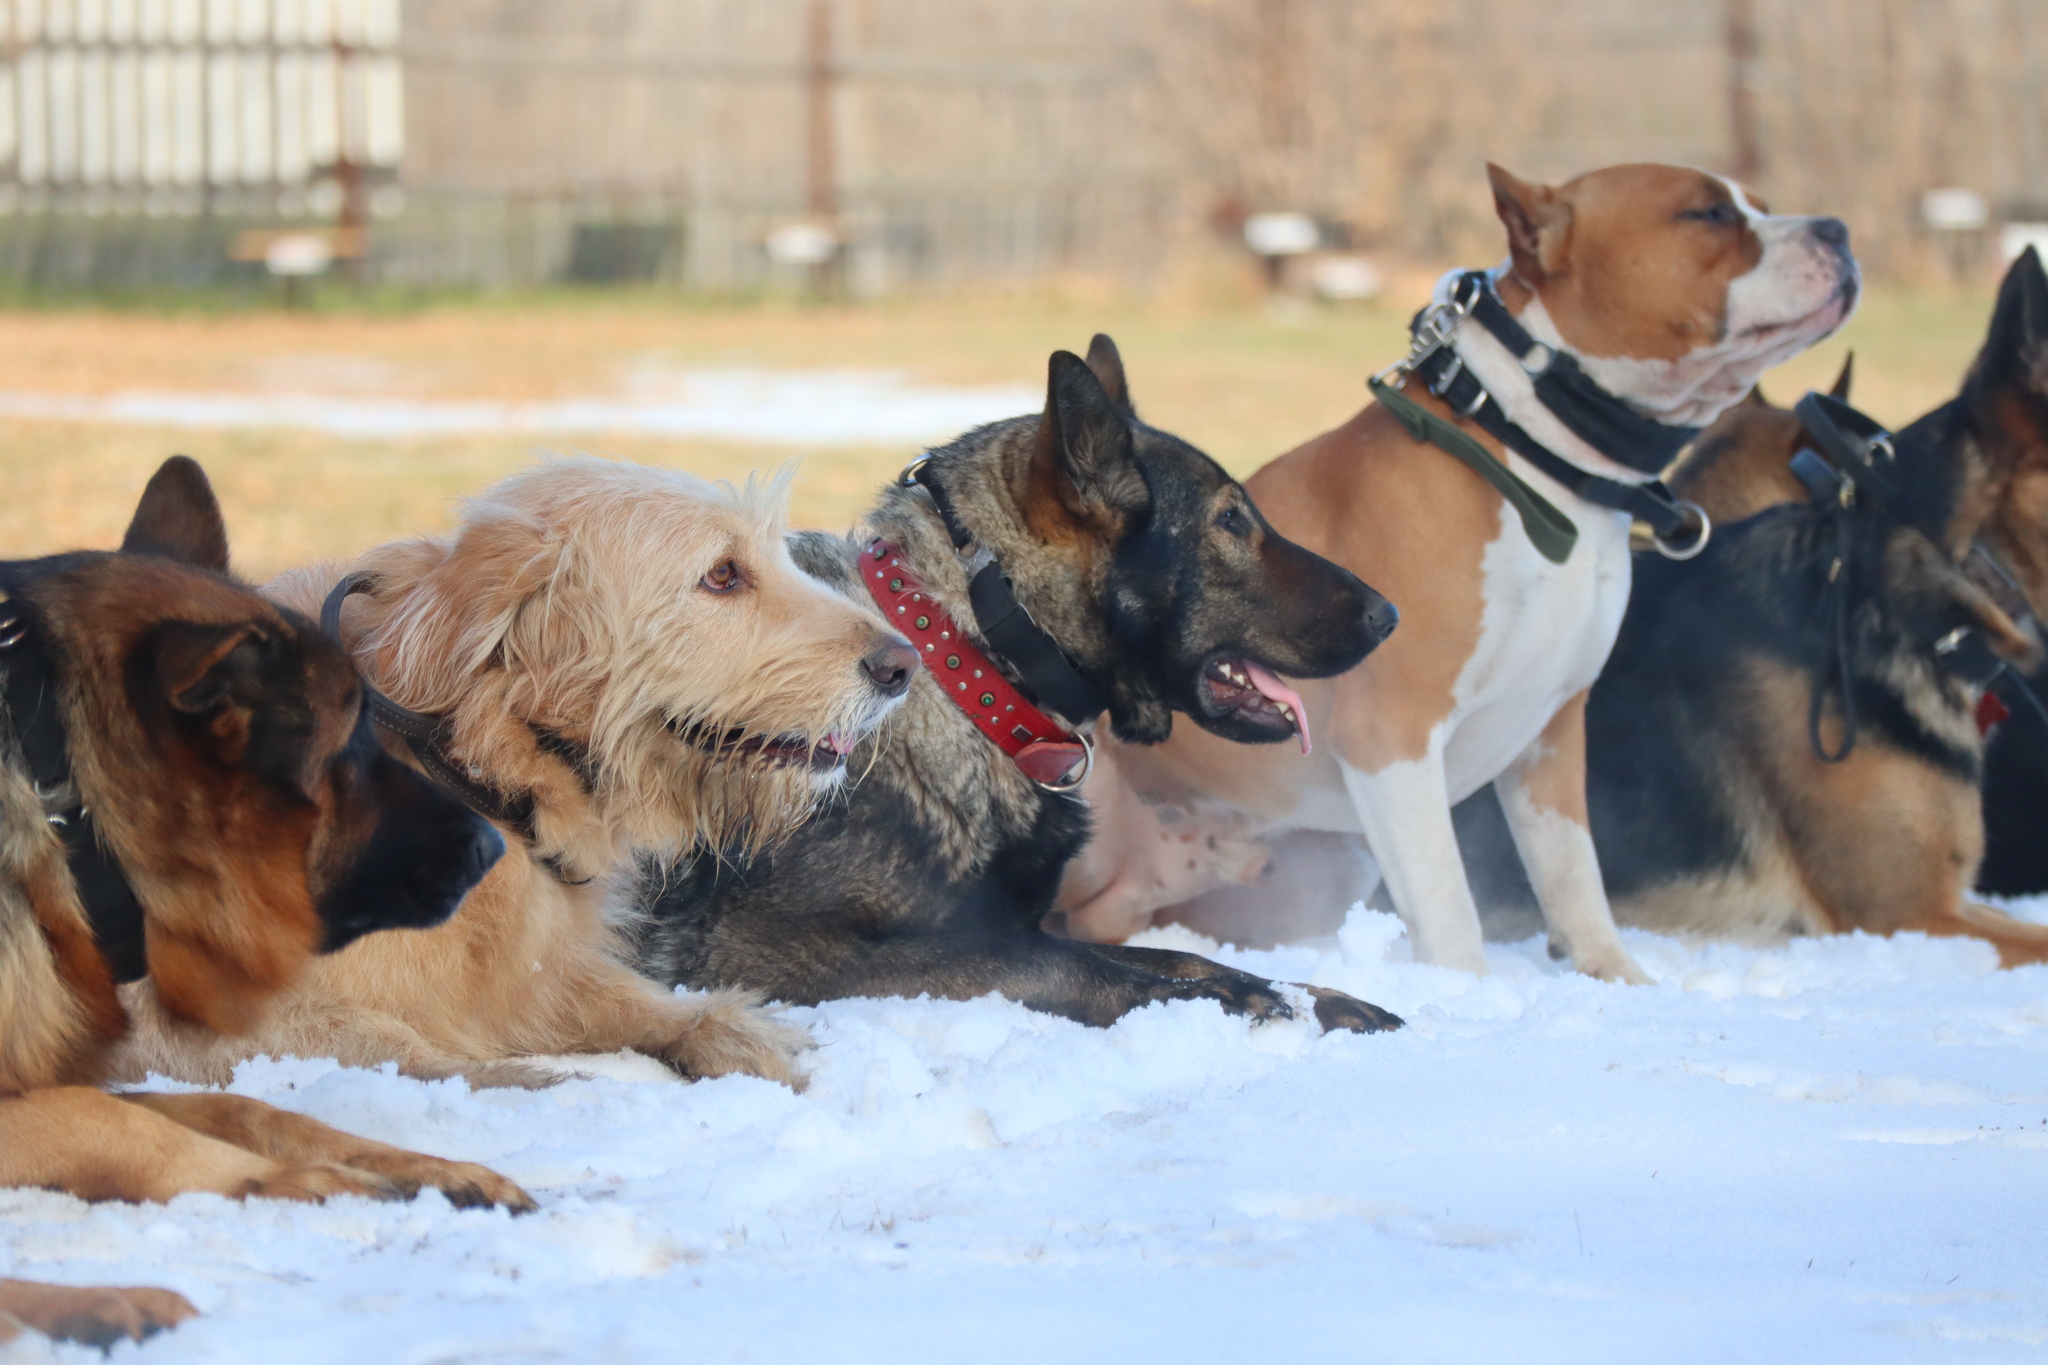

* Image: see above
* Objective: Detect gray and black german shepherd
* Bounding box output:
[634,337,1403,1031]
[1463,249,2048,963]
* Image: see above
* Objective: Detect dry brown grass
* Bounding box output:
[0,279,2000,580]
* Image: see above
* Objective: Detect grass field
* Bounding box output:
[0,278,2003,580]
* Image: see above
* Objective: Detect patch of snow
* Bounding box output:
[0,371,1040,444]
[6,909,2048,1363]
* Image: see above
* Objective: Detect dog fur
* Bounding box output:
[633,339,1403,1032]
[0,458,529,1348]
[1566,250,2048,959]
[118,457,914,1091]
[1057,163,1858,975]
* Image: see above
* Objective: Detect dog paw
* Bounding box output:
[0,1282,197,1347]
[1575,949,1653,986]
[1305,985,1403,1034]
[338,1153,537,1215]
[242,1161,406,1204]
[658,989,814,1092]
[1194,976,1295,1024]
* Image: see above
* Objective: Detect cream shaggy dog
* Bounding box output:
[118,458,917,1090]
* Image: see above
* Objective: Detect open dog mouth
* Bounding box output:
[1196,656,1312,754]
[667,719,859,773]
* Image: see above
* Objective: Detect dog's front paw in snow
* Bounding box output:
[656,988,814,1091]
[1305,985,1403,1034]
[0,1280,198,1348]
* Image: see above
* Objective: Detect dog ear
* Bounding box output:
[1487,163,1573,284]
[1961,248,2048,480]
[1084,334,1137,418]
[121,456,230,572]
[1024,349,1140,532]
[1829,352,1855,401]
[151,621,273,768]
[1887,530,2042,670]
[366,506,562,712]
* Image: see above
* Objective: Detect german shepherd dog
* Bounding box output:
[120,458,914,1090]
[0,459,527,1348]
[634,339,1403,1032]
[1506,249,2048,960]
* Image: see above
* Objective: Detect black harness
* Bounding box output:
[1378,270,1710,561]
[1788,390,2046,760]
[900,457,1111,730]
[0,590,150,983]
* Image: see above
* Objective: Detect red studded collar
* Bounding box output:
[862,538,1092,791]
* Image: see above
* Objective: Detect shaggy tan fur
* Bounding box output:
[120,458,910,1090]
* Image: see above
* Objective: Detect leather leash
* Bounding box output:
[0,585,149,983]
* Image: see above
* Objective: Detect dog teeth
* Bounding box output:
[1276,702,1296,725]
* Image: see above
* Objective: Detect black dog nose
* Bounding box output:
[1362,594,1399,645]
[862,638,919,697]
[1809,217,1850,250]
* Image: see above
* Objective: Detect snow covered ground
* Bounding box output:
[0,371,1040,444]
[6,908,2048,1365]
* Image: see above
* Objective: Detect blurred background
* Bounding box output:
[0,0,2040,574]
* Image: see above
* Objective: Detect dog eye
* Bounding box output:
[1680,204,1741,228]
[700,559,745,593]
[1214,505,1252,537]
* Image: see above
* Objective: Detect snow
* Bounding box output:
[0,371,1041,444]
[7,907,2048,1364]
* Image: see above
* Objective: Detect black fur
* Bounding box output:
[635,338,1402,1033]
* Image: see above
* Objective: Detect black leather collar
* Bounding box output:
[901,458,1111,729]
[1398,271,1709,558]
[0,588,150,983]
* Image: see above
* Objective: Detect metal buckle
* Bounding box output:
[1934,626,1969,656]
[1866,432,1896,463]
[1372,275,1483,388]
[1033,729,1094,794]
[1652,501,1713,561]
[898,453,932,486]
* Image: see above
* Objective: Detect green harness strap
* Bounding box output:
[1368,377,1578,565]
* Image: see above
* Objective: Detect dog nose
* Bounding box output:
[1809,216,1850,250]
[862,638,919,697]
[1362,594,1399,645]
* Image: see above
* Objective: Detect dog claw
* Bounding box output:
[1306,985,1404,1034]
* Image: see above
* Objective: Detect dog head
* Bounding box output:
[335,458,914,865]
[1487,161,1859,429]
[10,457,502,1038]
[889,337,1395,748]
[1960,248,2048,617]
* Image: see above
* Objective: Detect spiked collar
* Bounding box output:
[0,585,149,984]
[871,457,1109,791]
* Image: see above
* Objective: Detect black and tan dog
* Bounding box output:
[635,338,1402,1031]
[1473,250,2048,961]
[0,458,528,1349]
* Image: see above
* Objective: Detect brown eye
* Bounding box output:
[700,559,744,593]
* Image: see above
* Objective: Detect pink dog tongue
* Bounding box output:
[1243,663,1311,755]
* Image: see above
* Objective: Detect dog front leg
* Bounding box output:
[1496,690,1651,984]
[0,1278,196,1348]
[1340,749,1491,973]
[550,961,812,1090]
[124,1093,535,1213]
[0,1087,407,1206]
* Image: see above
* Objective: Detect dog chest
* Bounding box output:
[1439,494,1634,796]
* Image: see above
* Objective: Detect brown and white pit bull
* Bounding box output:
[1059,163,1859,978]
